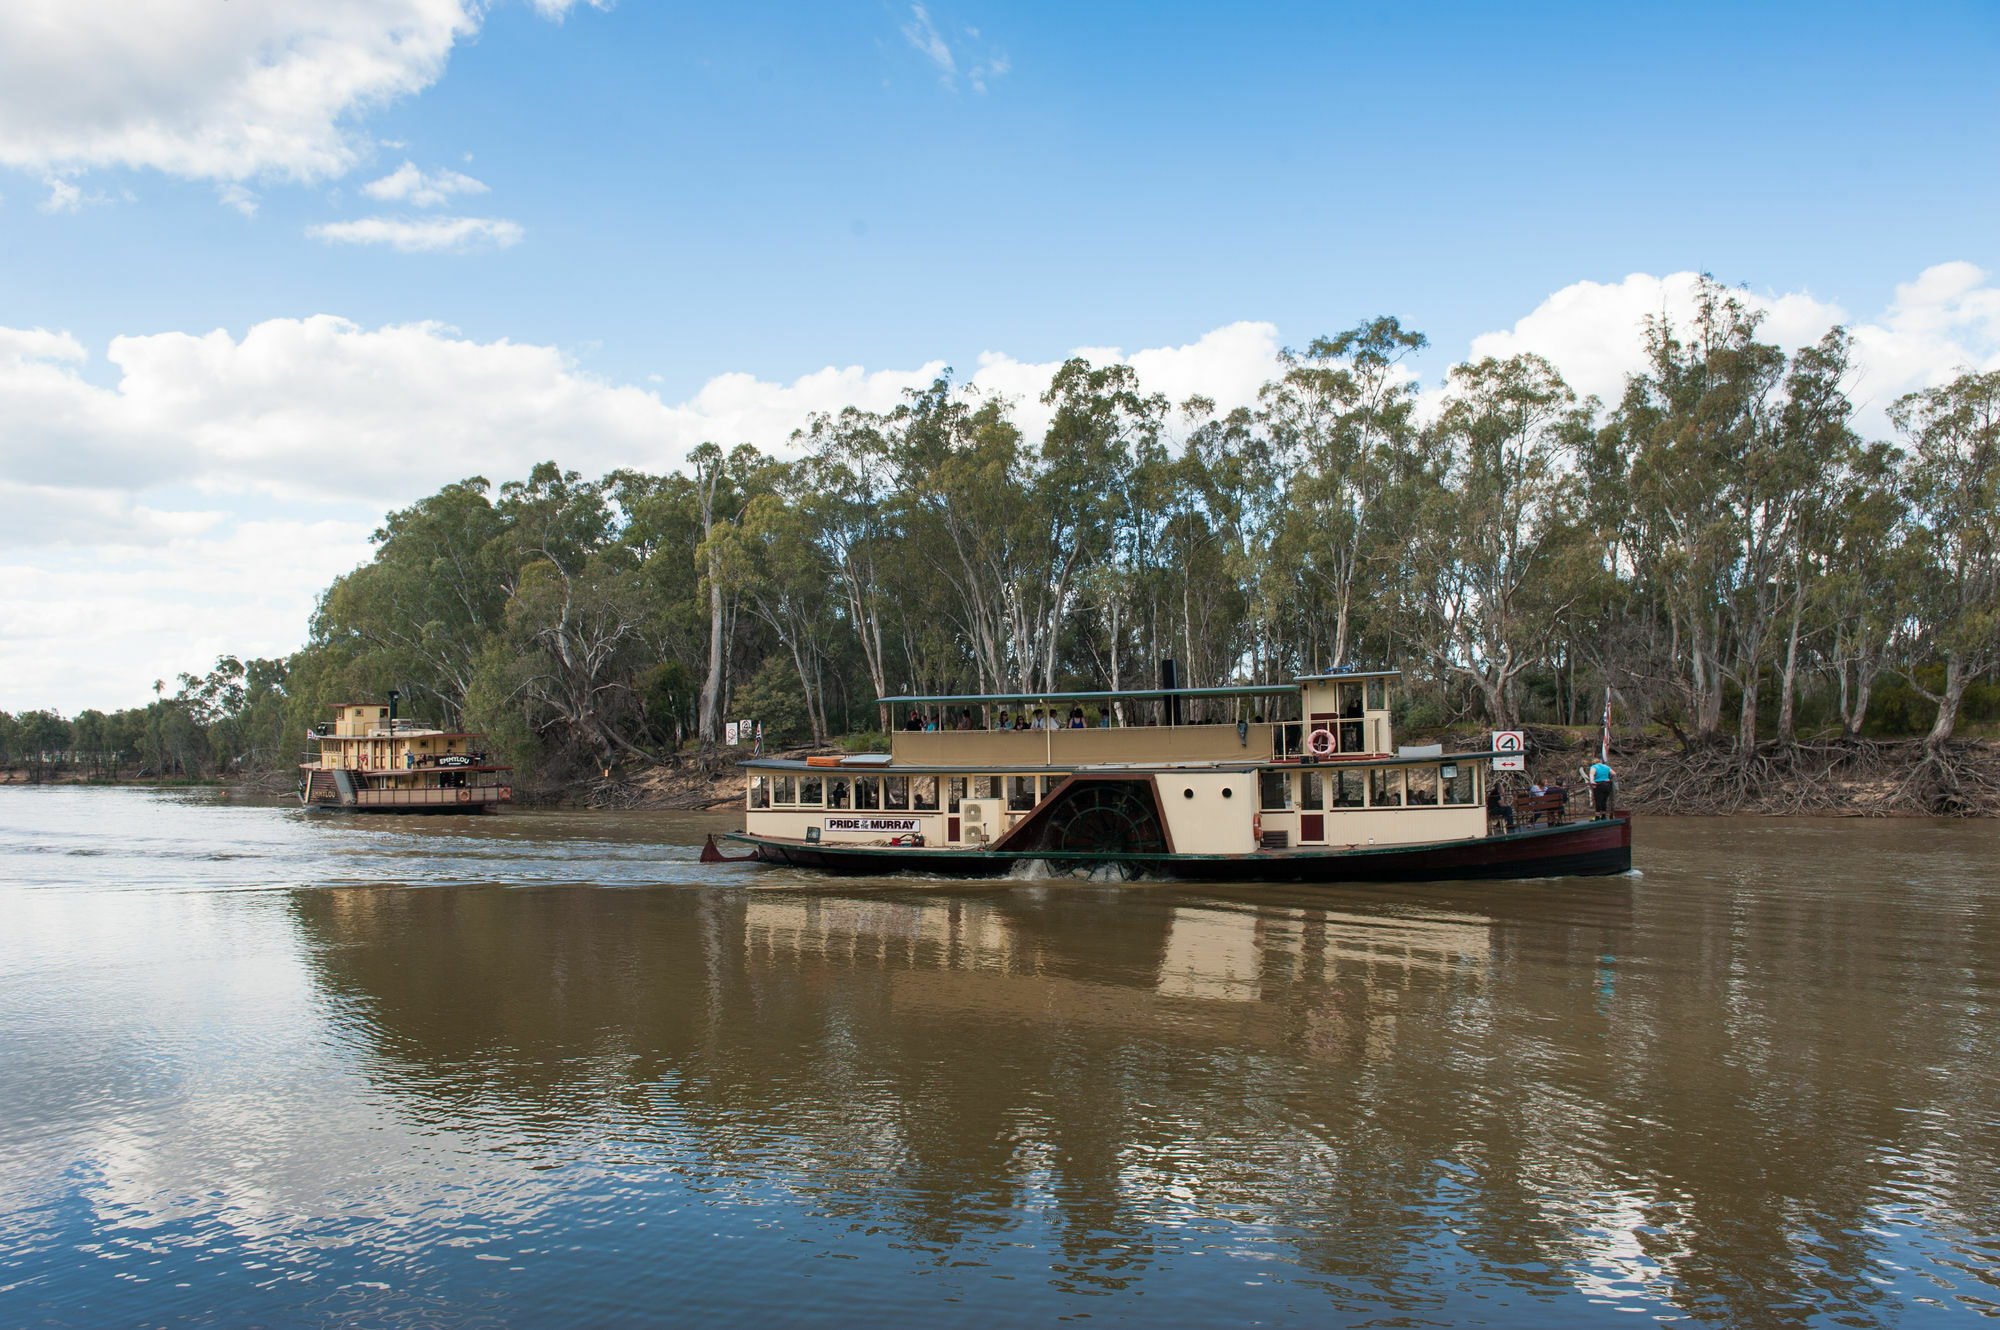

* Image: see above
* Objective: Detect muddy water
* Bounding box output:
[1,786,1996,1326]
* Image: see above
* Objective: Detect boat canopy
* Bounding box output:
[878,683,1300,706]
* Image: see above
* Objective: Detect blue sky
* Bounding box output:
[8,1,1996,394]
[1,0,1997,711]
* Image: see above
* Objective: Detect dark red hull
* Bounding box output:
[722,815,1632,883]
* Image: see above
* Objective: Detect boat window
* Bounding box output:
[1338,683,1364,716]
[1333,769,1365,808]
[1406,767,1439,805]
[827,777,851,809]
[945,777,965,812]
[1298,771,1324,811]
[774,775,795,805]
[885,776,911,810]
[1008,776,1037,811]
[1441,764,1475,805]
[749,776,770,809]
[1259,770,1290,810]
[912,776,938,811]
[854,777,880,810]
[1367,678,1386,710]
[798,774,823,805]
[974,775,1000,800]
[1042,773,1069,799]
[1370,768,1403,807]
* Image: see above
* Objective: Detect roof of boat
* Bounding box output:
[878,671,1401,706]
[741,749,1494,774]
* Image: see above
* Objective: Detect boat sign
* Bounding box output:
[1491,730,1525,772]
[824,817,922,834]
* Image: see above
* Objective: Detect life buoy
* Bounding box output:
[1252,812,1262,843]
[499,786,512,802]
[1307,727,1336,758]
[458,789,470,803]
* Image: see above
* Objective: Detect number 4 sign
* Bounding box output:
[1491,730,1525,772]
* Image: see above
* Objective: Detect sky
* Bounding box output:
[2,0,1998,714]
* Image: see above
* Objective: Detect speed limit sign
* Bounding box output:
[1491,730,1525,771]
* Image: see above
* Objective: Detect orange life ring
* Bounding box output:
[499,787,512,801]
[1307,727,1336,758]
[1253,812,1263,843]
[458,789,470,803]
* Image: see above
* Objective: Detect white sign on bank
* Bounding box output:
[823,817,921,833]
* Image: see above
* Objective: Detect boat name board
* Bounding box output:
[824,816,922,833]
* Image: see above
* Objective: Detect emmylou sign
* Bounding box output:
[824,816,921,833]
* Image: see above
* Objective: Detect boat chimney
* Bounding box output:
[388,690,400,728]
[1160,658,1181,726]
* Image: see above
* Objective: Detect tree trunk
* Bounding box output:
[1925,656,1968,747]
[1775,592,1805,745]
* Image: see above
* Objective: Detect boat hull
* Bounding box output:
[722,814,1632,883]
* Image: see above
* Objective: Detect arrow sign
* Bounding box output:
[1491,730,1525,771]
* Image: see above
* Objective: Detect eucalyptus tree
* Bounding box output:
[315,477,508,726]
[1821,441,1909,737]
[1612,279,1785,743]
[793,406,900,731]
[1258,317,1428,669]
[1407,353,1589,728]
[1892,368,2000,745]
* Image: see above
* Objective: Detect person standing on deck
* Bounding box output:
[1590,759,1616,818]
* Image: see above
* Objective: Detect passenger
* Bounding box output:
[1589,758,1616,818]
[1031,708,1048,730]
[1068,707,1086,728]
[924,716,938,732]
[995,712,1012,731]
[1097,708,1113,727]
[956,708,975,731]
[1487,779,1515,832]
[904,710,923,732]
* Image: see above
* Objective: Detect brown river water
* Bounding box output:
[1,785,1996,1327]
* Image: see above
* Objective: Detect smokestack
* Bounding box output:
[1160,659,1180,726]
[388,690,400,725]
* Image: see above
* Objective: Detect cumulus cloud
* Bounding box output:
[307,215,523,252]
[360,160,488,208]
[1468,264,2000,436]
[0,0,597,186]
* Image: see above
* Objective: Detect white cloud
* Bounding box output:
[307,215,523,252]
[217,183,259,217]
[3,266,1995,712]
[0,0,597,187]
[360,160,488,208]
[899,5,1007,92]
[1468,265,2000,437]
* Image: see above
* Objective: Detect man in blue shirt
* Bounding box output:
[1589,759,1616,818]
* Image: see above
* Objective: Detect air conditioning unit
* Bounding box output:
[960,799,999,844]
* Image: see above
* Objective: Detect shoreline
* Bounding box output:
[9,734,1996,817]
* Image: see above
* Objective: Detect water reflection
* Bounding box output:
[286,846,2000,1325]
[5,790,1998,1326]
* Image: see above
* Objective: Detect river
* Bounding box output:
[1,786,1995,1326]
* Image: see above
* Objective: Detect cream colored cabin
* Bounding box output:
[740,670,1492,855]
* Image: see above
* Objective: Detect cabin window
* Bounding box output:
[946,777,966,812]
[1367,678,1386,710]
[1008,776,1037,811]
[912,776,938,811]
[1043,773,1069,797]
[749,776,770,809]
[884,776,910,810]
[774,775,796,805]
[379,708,388,717]
[799,774,823,805]
[1370,768,1403,807]
[854,777,880,810]
[1333,769,1365,808]
[1442,764,1475,805]
[1338,683,1364,717]
[827,777,851,809]
[1259,771,1290,810]
[974,775,1000,800]
[1298,770,1324,810]
[1406,767,1439,806]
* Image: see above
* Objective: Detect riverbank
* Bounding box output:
[551,732,2000,818]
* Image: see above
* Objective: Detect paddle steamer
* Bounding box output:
[299,695,513,813]
[712,669,1630,881]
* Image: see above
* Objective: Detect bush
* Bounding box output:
[732,656,815,746]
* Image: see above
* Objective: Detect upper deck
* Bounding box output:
[879,670,1401,769]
